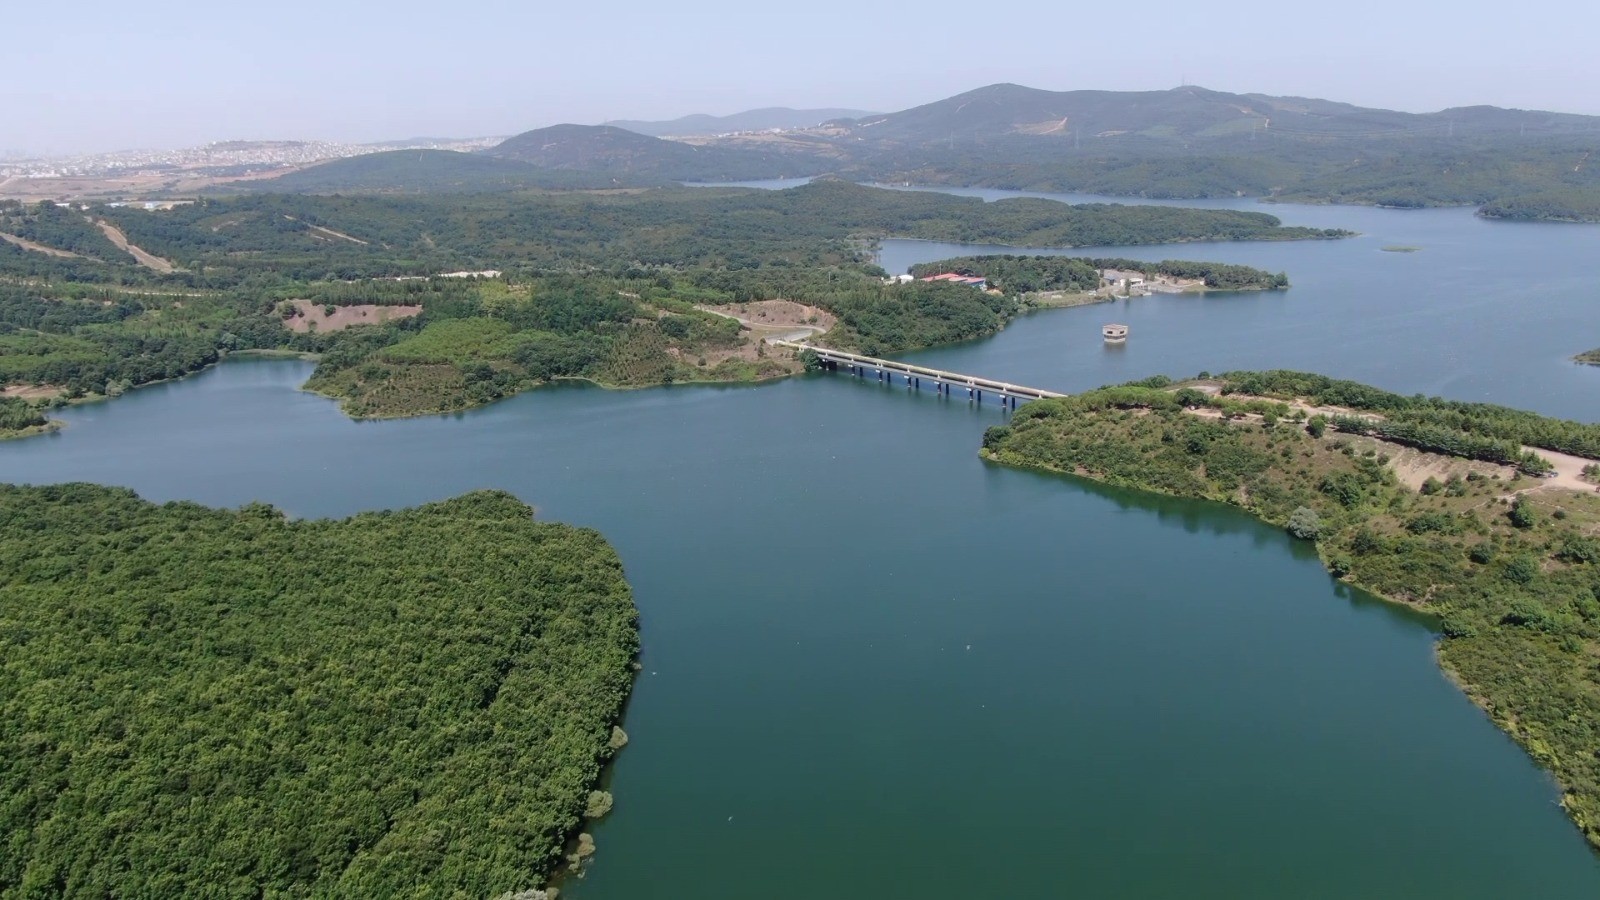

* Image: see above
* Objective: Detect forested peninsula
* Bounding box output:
[907,254,1288,293]
[980,371,1600,849]
[0,485,638,897]
[1577,348,1600,366]
[0,183,1331,426]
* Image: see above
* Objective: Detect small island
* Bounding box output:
[1577,348,1600,366]
[981,370,1600,850]
[0,485,639,897]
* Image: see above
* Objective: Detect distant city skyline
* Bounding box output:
[9,0,1598,156]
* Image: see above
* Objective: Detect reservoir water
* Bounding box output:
[3,191,1599,897]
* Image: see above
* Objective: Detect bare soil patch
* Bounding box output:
[696,300,836,343]
[93,219,176,272]
[284,216,369,245]
[282,300,422,333]
[0,232,79,258]
[1523,447,1600,495]
[3,384,65,400]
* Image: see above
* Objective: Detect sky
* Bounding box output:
[7,0,1599,156]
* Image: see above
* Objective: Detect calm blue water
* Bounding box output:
[3,187,1599,898]
[874,188,1598,420]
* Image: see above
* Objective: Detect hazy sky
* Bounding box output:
[8,0,1598,155]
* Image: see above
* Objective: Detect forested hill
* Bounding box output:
[829,83,1600,145]
[812,85,1600,215]
[482,124,806,182]
[0,484,639,896]
[470,84,1600,218]
[224,85,1600,218]
[18,181,1342,284]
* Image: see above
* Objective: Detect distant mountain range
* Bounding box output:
[260,84,1600,219]
[825,83,1600,144]
[601,108,875,137]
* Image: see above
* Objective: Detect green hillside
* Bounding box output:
[0,484,638,896]
[484,124,804,181]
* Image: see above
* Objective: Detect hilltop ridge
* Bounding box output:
[15,84,1600,218]
[603,107,875,137]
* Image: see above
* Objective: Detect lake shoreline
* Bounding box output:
[981,379,1600,855]
[978,443,1600,853]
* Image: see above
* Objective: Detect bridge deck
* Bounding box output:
[770,340,1065,401]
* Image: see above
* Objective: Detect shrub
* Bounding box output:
[1500,597,1557,630]
[1508,497,1538,529]
[1286,506,1322,541]
[1406,511,1461,535]
[1440,615,1479,639]
[1502,554,1540,585]
[1319,472,1364,508]
[584,791,614,819]
[1555,535,1600,565]
[1350,528,1383,555]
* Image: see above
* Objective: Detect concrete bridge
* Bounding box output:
[770,340,1065,409]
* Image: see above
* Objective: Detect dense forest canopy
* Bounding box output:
[0,485,638,897]
[981,373,1600,851]
[80,181,1344,284]
[2,185,1341,288]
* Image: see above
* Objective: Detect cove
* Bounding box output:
[3,355,1599,898]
